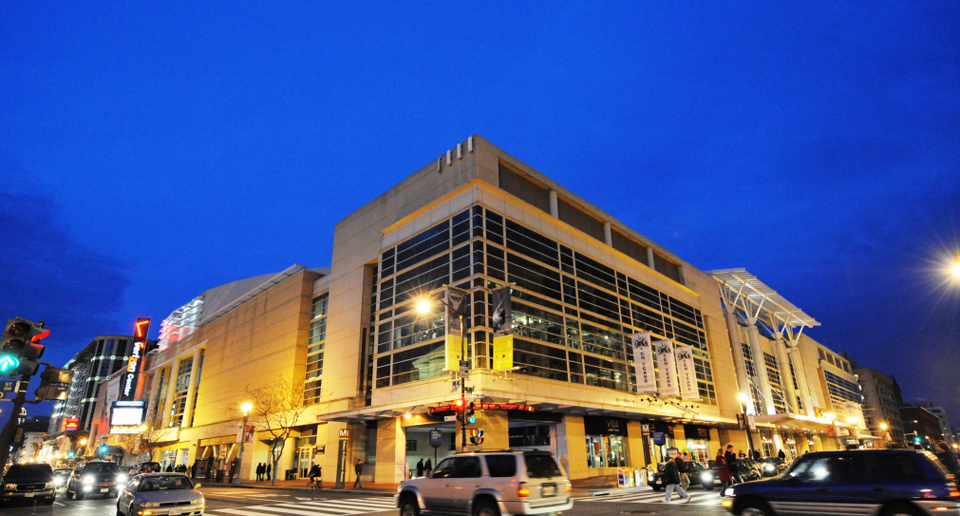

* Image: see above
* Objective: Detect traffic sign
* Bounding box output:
[444,415,457,422]
[0,380,19,396]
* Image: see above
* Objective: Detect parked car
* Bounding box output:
[135,462,162,474]
[0,463,56,505]
[52,468,72,490]
[117,473,205,516]
[66,460,126,500]
[757,458,787,478]
[650,462,718,490]
[722,449,960,516]
[732,459,763,483]
[397,450,573,516]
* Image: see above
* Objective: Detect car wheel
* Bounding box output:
[881,504,923,516]
[75,490,84,500]
[399,497,419,516]
[44,497,55,506]
[740,500,773,516]
[66,488,74,500]
[703,480,715,491]
[651,485,663,491]
[473,500,500,516]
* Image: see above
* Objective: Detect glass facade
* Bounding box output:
[170,358,193,427]
[304,293,329,405]
[824,370,863,405]
[372,204,717,404]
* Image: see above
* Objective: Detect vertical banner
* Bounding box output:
[630,332,657,394]
[120,318,150,401]
[655,339,681,398]
[674,345,701,401]
[335,428,349,489]
[444,286,466,372]
[491,287,514,371]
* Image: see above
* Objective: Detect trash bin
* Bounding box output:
[286,470,296,481]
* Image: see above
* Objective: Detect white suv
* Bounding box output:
[397,450,573,516]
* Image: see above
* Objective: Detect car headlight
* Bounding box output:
[45,482,56,489]
[142,502,160,507]
[3,484,16,491]
[54,477,65,485]
[764,464,775,471]
[82,474,95,485]
[191,497,204,505]
[117,473,128,483]
[702,473,713,481]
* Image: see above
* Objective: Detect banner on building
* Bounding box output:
[444,286,467,372]
[236,424,254,443]
[674,345,701,401]
[655,339,681,398]
[630,332,657,394]
[492,287,514,371]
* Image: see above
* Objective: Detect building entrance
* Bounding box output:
[403,424,456,479]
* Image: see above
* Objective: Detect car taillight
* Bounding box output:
[949,490,960,498]
[566,484,572,493]
[518,482,530,497]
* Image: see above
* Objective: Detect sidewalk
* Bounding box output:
[205,474,652,498]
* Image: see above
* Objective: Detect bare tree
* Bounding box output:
[247,375,308,486]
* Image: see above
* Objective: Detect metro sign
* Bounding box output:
[120,318,150,401]
[62,416,79,432]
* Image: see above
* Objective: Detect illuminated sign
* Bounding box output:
[62,416,79,432]
[120,318,150,401]
[427,403,535,414]
[110,400,145,434]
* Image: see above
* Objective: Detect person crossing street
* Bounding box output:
[662,447,691,504]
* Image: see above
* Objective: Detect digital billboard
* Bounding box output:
[109,400,145,434]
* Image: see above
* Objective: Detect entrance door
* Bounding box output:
[295,447,315,478]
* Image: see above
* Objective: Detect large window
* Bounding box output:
[370,205,717,404]
[304,293,329,405]
[169,358,192,427]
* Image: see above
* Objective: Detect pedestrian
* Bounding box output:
[777,449,786,460]
[256,462,263,481]
[416,458,424,478]
[662,447,691,503]
[676,451,690,490]
[725,445,741,484]
[353,459,363,488]
[266,462,271,481]
[425,458,432,476]
[753,449,760,461]
[936,442,960,476]
[716,448,732,495]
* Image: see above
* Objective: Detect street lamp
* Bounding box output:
[950,253,960,280]
[879,422,888,449]
[417,292,469,450]
[737,392,756,458]
[232,402,252,485]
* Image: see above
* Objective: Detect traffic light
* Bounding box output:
[35,367,73,401]
[1,318,48,376]
[466,402,476,425]
[100,445,108,455]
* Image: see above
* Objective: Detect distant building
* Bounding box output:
[899,405,943,449]
[926,406,954,446]
[854,367,906,445]
[12,416,51,463]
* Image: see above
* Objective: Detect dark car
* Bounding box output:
[757,458,788,478]
[52,468,73,490]
[135,462,162,474]
[722,449,960,516]
[66,460,128,500]
[649,462,718,490]
[1,463,56,505]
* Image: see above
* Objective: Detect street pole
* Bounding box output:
[460,312,466,450]
[738,394,755,458]
[233,404,251,485]
[0,375,30,468]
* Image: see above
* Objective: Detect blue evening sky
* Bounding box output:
[2,2,958,425]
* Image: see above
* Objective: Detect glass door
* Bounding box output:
[295,446,314,478]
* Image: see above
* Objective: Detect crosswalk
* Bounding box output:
[580,489,722,506]
[205,496,397,516]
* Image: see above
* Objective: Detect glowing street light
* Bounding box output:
[951,253,960,280]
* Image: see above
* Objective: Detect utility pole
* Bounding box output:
[0,378,30,467]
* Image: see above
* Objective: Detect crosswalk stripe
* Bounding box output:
[583,491,721,505]
[266,505,347,516]
[206,498,399,516]
[208,508,280,516]
[301,500,392,510]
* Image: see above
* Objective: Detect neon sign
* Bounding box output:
[120,318,150,401]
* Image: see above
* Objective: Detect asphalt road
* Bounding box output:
[0,485,729,516]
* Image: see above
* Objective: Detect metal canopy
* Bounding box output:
[709,268,819,328]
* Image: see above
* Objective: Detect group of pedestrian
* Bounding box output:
[413,458,433,478]
[255,462,272,481]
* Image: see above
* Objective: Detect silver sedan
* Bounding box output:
[117,473,204,516]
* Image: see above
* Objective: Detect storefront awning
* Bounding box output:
[751,413,847,434]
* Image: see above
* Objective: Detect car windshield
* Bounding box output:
[84,463,120,473]
[524,455,562,478]
[139,475,193,491]
[5,464,53,477]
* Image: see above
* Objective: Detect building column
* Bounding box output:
[180,349,202,429]
[745,323,776,415]
[375,417,405,484]
[773,334,798,414]
[721,304,752,409]
[161,359,179,428]
[603,222,612,246]
[147,372,162,425]
[549,190,558,218]
[788,346,816,418]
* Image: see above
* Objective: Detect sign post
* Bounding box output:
[429,429,442,465]
[335,428,349,489]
